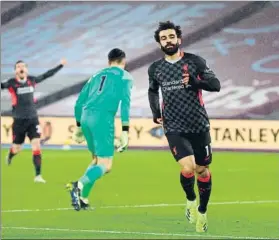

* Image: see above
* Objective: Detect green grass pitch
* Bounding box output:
[1,149,279,239]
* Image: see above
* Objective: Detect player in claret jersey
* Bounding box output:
[148,21,221,232]
[1,59,66,183]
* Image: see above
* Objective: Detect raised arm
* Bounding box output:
[31,59,66,84]
[147,64,162,123]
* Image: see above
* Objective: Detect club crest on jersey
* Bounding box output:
[183,64,188,72]
[17,86,34,94]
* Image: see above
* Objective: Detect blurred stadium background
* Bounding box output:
[1,1,279,239]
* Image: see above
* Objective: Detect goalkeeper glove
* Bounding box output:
[72,126,85,144]
[117,128,129,153]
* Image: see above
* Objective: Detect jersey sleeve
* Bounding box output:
[74,79,90,126]
[148,63,162,119]
[120,71,133,127]
[1,79,11,89]
[32,64,63,84]
[193,56,221,92]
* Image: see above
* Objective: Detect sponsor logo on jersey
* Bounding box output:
[17,86,34,94]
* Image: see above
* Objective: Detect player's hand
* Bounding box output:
[182,73,190,85]
[188,74,200,88]
[72,127,85,144]
[153,118,163,125]
[116,131,129,153]
[60,58,67,66]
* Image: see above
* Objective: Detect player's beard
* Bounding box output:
[161,43,179,56]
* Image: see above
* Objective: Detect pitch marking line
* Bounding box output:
[2,226,271,239]
[2,200,279,213]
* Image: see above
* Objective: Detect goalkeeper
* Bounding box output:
[67,48,133,211]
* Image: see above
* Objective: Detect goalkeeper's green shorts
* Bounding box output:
[80,110,115,158]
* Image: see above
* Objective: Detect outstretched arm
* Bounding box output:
[32,59,66,84]
[1,79,10,89]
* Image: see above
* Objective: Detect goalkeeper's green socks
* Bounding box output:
[80,183,93,198]
[79,165,95,198]
[78,164,106,198]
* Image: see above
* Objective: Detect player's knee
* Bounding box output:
[12,144,21,153]
[97,157,113,173]
[31,138,41,151]
[179,155,196,174]
[181,166,195,175]
[196,165,209,177]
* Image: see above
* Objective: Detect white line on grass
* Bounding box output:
[101,200,279,209]
[2,200,279,213]
[1,226,271,239]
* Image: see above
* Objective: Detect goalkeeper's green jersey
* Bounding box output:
[74,66,133,126]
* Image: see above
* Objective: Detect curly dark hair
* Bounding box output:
[154,21,182,43]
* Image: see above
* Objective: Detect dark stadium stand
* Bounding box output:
[1,1,21,14]
[1,1,46,25]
